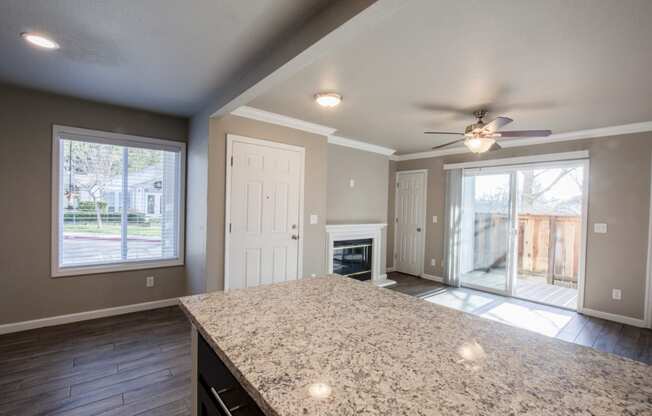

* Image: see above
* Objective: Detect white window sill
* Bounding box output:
[52,258,184,277]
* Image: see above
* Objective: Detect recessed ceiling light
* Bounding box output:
[314,92,342,108]
[21,32,60,50]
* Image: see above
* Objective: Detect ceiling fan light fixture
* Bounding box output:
[314,92,342,108]
[465,137,495,154]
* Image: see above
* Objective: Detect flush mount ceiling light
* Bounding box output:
[314,92,342,108]
[21,32,60,50]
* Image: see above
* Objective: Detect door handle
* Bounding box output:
[291,234,299,240]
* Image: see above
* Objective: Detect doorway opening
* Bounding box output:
[459,159,588,310]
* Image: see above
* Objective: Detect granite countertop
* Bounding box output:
[179,276,652,416]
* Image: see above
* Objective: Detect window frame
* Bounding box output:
[51,125,186,277]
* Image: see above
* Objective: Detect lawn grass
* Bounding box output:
[64,223,161,237]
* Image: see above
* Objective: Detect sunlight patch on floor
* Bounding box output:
[423,290,495,311]
[424,289,574,338]
[479,303,573,337]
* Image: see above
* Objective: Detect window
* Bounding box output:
[52,125,185,276]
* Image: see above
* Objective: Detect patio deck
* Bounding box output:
[462,270,578,310]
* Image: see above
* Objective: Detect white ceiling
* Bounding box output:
[249,0,652,154]
[0,0,331,116]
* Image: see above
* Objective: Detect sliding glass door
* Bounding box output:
[460,171,516,295]
[459,160,587,310]
[513,164,585,309]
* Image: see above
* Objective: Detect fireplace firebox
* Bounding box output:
[333,238,373,281]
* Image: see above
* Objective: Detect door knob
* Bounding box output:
[416,227,422,232]
[291,234,299,240]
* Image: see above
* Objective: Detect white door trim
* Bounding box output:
[576,159,590,313]
[393,169,428,276]
[645,154,652,328]
[224,134,305,291]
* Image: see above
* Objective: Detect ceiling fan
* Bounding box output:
[424,109,551,154]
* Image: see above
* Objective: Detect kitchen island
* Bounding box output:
[179,276,651,416]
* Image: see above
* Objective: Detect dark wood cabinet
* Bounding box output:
[197,334,265,416]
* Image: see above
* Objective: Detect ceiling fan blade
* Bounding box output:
[424,131,464,135]
[497,130,551,138]
[489,141,502,151]
[431,138,465,150]
[482,116,513,132]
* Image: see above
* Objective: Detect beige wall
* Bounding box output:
[327,144,390,274]
[0,84,189,325]
[388,133,652,320]
[327,144,389,223]
[205,114,328,290]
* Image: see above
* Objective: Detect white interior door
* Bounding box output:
[394,170,427,276]
[226,136,304,290]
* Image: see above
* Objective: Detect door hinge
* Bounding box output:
[230,156,233,166]
[396,182,399,188]
[395,217,398,223]
[229,223,232,233]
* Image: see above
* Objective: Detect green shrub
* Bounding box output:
[78,201,108,212]
[63,211,148,224]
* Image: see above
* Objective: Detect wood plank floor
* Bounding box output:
[0,307,191,416]
[388,272,652,364]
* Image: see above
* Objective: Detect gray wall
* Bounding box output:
[388,133,652,320]
[0,84,189,325]
[204,114,329,290]
[185,111,210,295]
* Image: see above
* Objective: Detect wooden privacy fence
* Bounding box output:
[474,213,580,288]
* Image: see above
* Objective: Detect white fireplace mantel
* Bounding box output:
[325,223,395,288]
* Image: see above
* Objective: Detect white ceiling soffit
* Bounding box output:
[394,120,652,161]
[231,106,396,156]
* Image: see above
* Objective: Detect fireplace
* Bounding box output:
[333,238,373,281]
[325,223,395,287]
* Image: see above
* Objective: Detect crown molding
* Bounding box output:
[231,106,336,136]
[394,120,652,161]
[328,135,396,156]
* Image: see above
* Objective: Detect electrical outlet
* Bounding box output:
[311,274,316,277]
[349,179,355,188]
[612,288,621,300]
[146,276,155,287]
[430,258,436,267]
[310,214,318,225]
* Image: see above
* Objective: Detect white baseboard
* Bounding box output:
[0,298,180,335]
[421,273,445,283]
[581,308,648,328]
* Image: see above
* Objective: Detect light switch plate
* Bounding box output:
[432,216,438,224]
[349,179,355,188]
[594,223,607,234]
[310,214,318,225]
[430,259,436,267]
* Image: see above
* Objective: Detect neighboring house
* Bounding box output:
[71,164,164,218]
